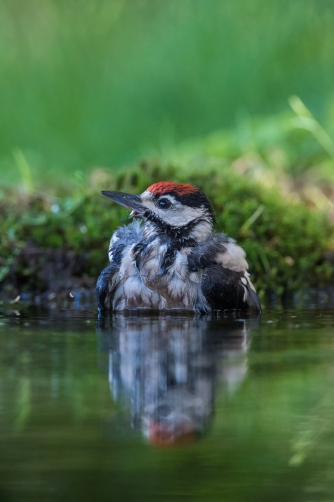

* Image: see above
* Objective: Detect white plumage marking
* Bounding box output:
[216,241,248,272]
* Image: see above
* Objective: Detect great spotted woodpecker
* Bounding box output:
[96,182,261,314]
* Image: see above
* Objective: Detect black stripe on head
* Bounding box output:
[173,189,213,213]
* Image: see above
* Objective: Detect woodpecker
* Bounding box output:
[96,181,261,314]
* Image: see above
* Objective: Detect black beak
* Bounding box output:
[101,190,145,217]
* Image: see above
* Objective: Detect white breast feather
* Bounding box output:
[119,247,137,281]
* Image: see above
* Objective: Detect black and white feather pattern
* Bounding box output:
[96,221,261,314]
[188,233,261,312]
[96,221,143,310]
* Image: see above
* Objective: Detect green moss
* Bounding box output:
[0,158,333,297]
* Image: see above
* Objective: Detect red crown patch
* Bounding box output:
[147,182,198,197]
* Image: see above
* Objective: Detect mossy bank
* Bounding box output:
[1,158,334,306]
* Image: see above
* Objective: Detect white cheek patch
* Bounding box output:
[141,191,207,227]
[162,205,205,227]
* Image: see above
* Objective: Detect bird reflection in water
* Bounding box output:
[98,315,256,447]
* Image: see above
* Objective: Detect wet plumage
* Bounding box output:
[96,182,261,314]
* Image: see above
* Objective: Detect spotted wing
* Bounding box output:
[201,264,261,312]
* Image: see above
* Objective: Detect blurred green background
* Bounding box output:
[1,0,334,189]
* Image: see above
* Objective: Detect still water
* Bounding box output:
[0,303,334,502]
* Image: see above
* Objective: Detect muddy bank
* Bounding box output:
[1,243,96,307]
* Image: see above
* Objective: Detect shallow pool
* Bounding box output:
[0,304,333,501]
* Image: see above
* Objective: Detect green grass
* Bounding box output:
[1,0,334,186]
[1,1,334,298]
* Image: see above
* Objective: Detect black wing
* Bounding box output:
[96,244,123,312]
[201,263,261,312]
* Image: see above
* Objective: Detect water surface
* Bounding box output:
[0,305,334,502]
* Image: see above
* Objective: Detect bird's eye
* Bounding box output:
[158,198,172,210]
